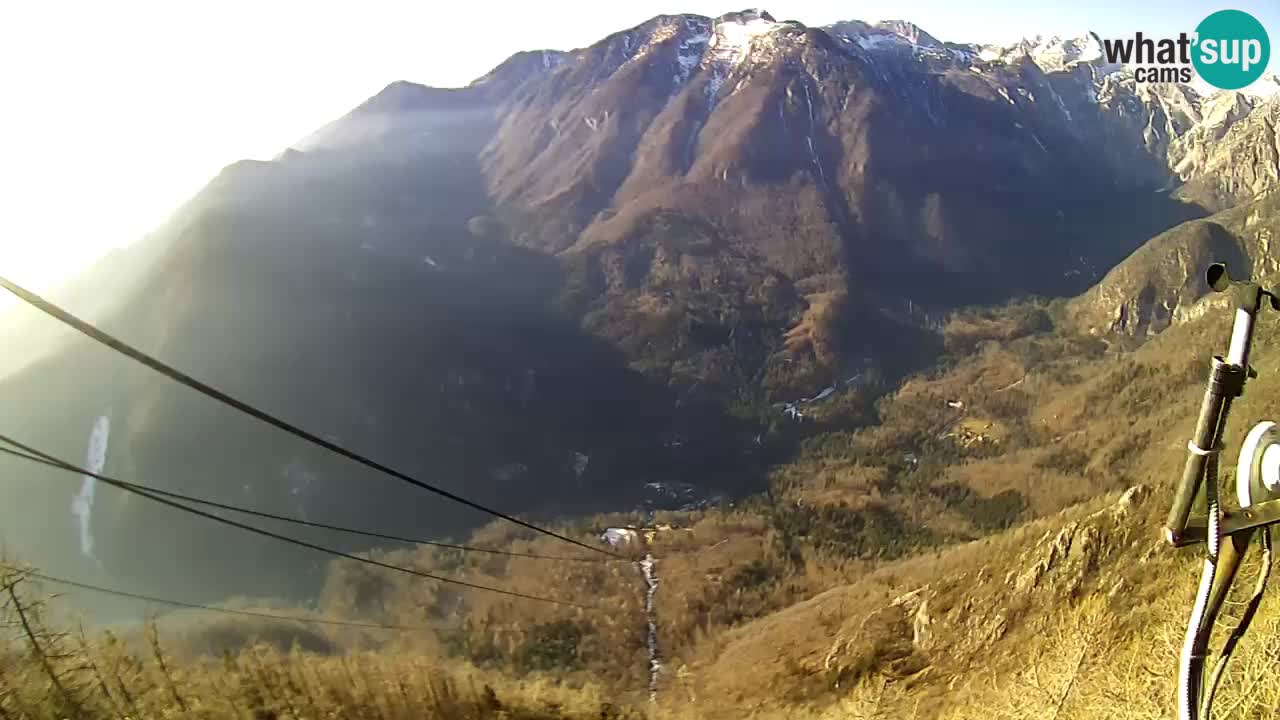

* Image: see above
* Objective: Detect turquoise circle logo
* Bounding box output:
[1193,10,1270,90]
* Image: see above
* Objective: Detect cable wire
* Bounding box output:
[1180,398,1233,720]
[0,443,605,563]
[0,436,591,610]
[0,274,615,559]
[4,566,437,632]
[1202,527,1272,718]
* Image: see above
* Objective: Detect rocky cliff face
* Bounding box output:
[1167,91,1257,187]
[1173,96,1280,211]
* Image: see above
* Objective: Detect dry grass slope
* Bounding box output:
[0,565,641,720]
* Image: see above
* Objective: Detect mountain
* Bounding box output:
[0,71,762,602]
[1068,189,1280,337]
[1,9,1255,604]
[1171,95,1280,210]
[476,11,1211,421]
[1068,91,1280,336]
[1167,89,1258,190]
[485,12,1195,296]
[974,32,1110,72]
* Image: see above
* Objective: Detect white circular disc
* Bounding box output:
[1239,421,1279,507]
[1264,445,1280,495]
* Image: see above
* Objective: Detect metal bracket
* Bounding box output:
[1175,499,1280,546]
[1208,263,1279,314]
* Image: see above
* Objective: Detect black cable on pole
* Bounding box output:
[0,443,605,563]
[4,566,436,632]
[0,274,615,559]
[0,437,592,610]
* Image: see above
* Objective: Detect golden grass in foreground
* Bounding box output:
[819,555,1280,720]
[0,567,640,720]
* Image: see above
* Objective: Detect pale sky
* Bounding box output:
[1,0,1277,303]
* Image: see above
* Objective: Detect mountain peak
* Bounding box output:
[1027,32,1104,72]
[709,8,784,65]
[874,20,942,48]
[974,32,1118,76]
[359,80,439,111]
[469,49,569,95]
[824,18,946,55]
[715,9,776,25]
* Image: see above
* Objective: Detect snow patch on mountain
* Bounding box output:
[706,69,726,100]
[875,20,943,48]
[827,20,940,56]
[698,11,780,110]
[1202,92,1255,131]
[710,10,780,67]
[674,18,712,85]
[798,81,825,182]
[826,18,975,67]
[975,33,1120,77]
[855,33,902,51]
[1029,33,1103,72]
[978,45,1005,62]
[540,50,563,70]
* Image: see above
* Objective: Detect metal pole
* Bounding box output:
[1166,391,1222,543]
[1227,308,1256,368]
